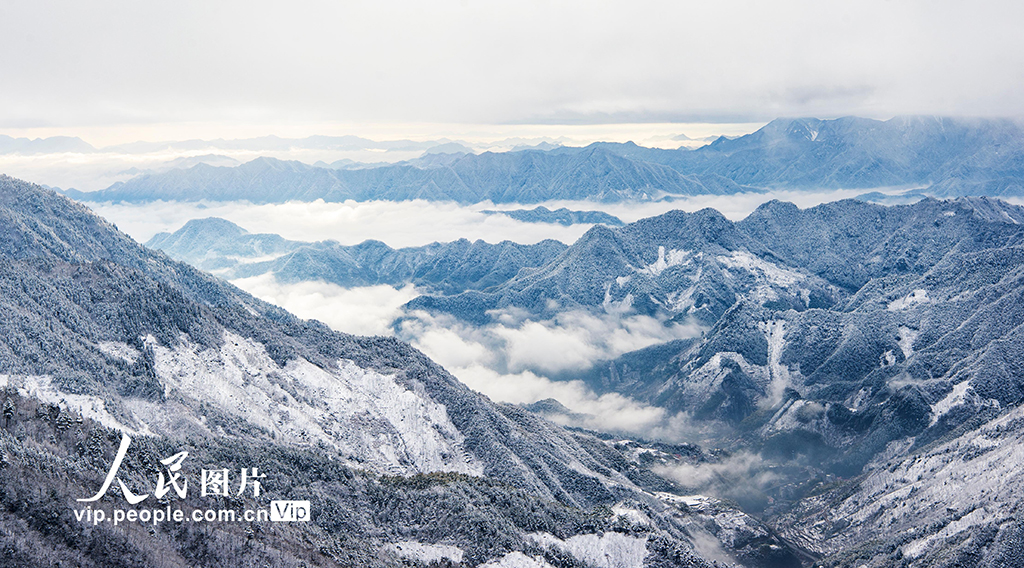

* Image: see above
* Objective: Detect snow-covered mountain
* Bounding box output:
[1,174,811,567]
[0,134,97,155]
[15,166,1024,564]
[481,206,625,226]
[64,116,1024,204]
[146,217,569,293]
[65,148,749,204]
[397,197,1024,564]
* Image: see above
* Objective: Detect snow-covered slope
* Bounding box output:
[777,401,1024,566]
[2,174,817,567]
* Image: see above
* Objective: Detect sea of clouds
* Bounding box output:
[92,189,880,246]
[88,189,906,442]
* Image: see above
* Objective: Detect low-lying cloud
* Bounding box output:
[230,275,419,336]
[91,188,884,247]
[92,199,595,246]
[397,308,702,376]
[653,452,781,510]
[225,272,707,441]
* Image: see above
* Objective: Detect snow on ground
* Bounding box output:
[897,325,919,359]
[655,492,712,507]
[527,532,648,568]
[930,380,973,426]
[716,251,805,288]
[684,351,769,407]
[1,374,150,435]
[611,502,652,527]
[887,288,931,311]
[386,541,463,564]
[142,330,483,475]
[790,402,1024,558]
[96,341,141,364]
[638,246,692,276]
[481,551,554,568]
[761,320,792,407]
[716,250,810,305]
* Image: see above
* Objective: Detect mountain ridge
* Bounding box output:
[1,173,808,567]
[61,115,1024,204]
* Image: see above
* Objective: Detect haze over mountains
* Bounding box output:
[0,133,456,156]
[63,116,1024,205]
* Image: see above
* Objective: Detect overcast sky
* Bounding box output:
[2,0,1023,142]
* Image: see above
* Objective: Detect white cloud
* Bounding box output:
[88,188,884,247]
[489,310,703,374]
[90,199,594,246]
[2,1,1023,129]
[492,320,601,374]
[652,452,781,504]
[229,275,419,336]
[448,364,694,442]
[398,307,703,377]
[391,307,708,440]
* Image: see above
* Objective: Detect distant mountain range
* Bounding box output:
[62,116,1024,204]
[618,116,1024,194]
[0,134,97,154]
[68,146,744,203]
[482,206,625,226]
[0,134,463,155]
[146,217,569,294]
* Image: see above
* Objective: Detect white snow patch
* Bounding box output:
[765,399,825,433]
[904,507,993,558]
[481,551,554,568]
[602,286,634,315]
[387,541,464,564]
[684,352,768,408]
[795,403,1024,560]
[716,251,805,287]
[897,326,919,359]
[665,266,704,313]
[97,341,141,364]
[888,289,931,311]
[638,246,691,277]
[761,320,792,407]
[527,532,648,568]
[612,503,652,526]
[655,492,713,508]
[147,330,483,475]
[2,374,144,434]
[615,275,631,287]
[930,381,972,426]
[850,387,871,411]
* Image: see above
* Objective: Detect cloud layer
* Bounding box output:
[228,271,707,441]
[91,189,877,245]
[653,453,782,510]
[3,1,1024,130]
[231,275,420,336]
